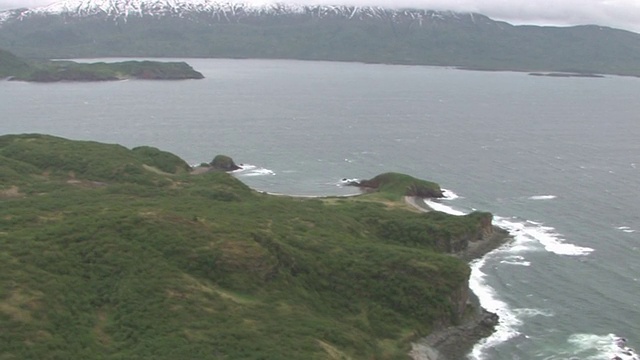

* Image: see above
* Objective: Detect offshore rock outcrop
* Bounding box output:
[210,155,241,171]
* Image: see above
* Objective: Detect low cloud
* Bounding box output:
[1,0,639,33]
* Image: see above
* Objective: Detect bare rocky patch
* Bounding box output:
[0,185,22,198]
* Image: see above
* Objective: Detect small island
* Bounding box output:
[0,134,509,359]
[528,72,605,78]
[0,48,204,82]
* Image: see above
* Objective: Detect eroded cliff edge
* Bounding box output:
[351,174,511,359]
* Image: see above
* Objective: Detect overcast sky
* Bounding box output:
[1,0,639,33]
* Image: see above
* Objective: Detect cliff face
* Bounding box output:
[412,212,507,360]
[450,278,470,322]
[433,211,512,264]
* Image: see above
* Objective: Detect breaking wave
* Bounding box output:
[233,164,275,177]
[617,226,636,233]
[565,333,640,360]
[528,195,557,200]
[442,188,460,200]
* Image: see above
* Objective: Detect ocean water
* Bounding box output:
[2,58,640,359]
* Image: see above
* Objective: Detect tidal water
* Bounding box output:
[2,58,640,359]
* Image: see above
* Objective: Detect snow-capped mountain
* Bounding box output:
[0,0,478,24]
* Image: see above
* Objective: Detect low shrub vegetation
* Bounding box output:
[0,134,487,359]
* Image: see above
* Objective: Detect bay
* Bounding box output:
[2,58,640,359]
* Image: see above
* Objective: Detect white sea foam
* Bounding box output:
[423,199,466,215]
[567,333,640,360]
[499,260,531,266]
[512,308,554,318]
[528,195,557,200]
[338,178,359,185]
[234,164,275,177]
[468,256,522,360]
[494,216,594,256]
[617,226,636,233]
[423,199,594,257]
[499,255,531,266]
[441,188,460,200]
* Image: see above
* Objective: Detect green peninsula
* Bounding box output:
[0,134,501,359]
[0,48,203,82]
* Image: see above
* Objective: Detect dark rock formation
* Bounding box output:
[412,289,499,360]
[210,155,241,171]
[426,308,499,360]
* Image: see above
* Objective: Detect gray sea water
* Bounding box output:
[2,58,640,359]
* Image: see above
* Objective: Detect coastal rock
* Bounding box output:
[439,212,511,261]
[411,307,499,360]
[210,154,241,171]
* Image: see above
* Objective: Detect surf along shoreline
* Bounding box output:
[404,196,512,360]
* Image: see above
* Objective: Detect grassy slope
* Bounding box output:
[0,134,487,359]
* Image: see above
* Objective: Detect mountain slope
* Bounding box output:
[0,48,31,77]
[1,1,640,76]
[0,0,481,22]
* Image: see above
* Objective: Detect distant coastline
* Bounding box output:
[0,48,204,82]
[528,72,605,78]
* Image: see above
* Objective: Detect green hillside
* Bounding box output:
[0,48,31,77]
[0,134,495,359]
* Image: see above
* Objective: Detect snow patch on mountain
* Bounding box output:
[0,0,473,24]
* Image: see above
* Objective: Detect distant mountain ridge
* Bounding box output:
[1,0,640,76]
[0,0,482,23]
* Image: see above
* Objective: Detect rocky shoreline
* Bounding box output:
[410,307,499,360]
[405,196,512,360]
